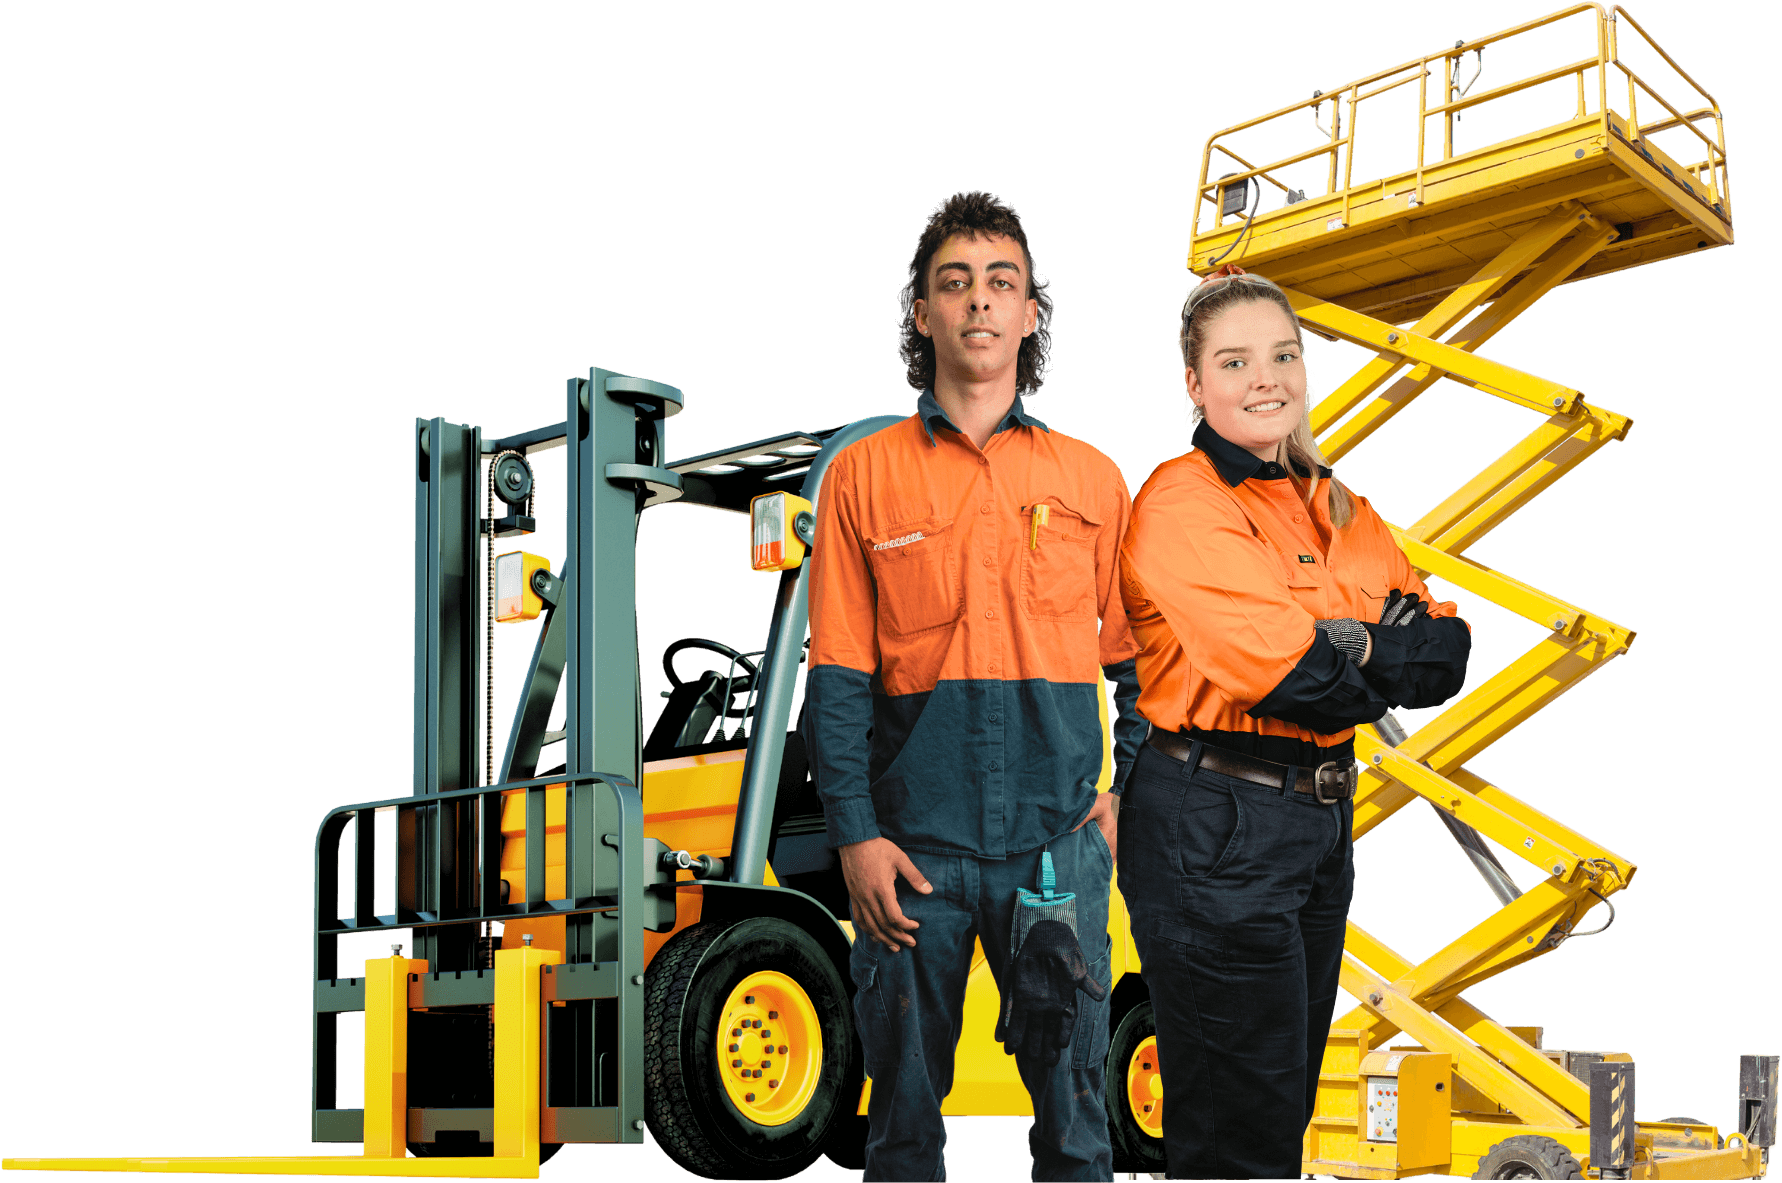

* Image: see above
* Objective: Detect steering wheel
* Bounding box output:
[663,638,760,719]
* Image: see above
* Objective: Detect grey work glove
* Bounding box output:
[1314,617,1369,667]
[994,919,1107,1067]
[1379,588,1431,627]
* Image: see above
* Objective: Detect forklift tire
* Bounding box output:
[1105,998,1168,1174]
[644,916,854,1179]
[1472,1134,1583,1178]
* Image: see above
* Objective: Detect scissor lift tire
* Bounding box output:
[1472,1135,1584,1179]
[643,915,855,1179]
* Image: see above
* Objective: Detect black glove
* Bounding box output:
[1379,588,1431,627]
[994,919,1107,1067]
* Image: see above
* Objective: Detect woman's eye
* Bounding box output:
[1223,358,1245,370]
[1277,352,1299,363]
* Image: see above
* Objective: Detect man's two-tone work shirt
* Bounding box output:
[1119,421,1469,768]
[806,392,1144,858]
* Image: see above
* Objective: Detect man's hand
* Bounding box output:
[839,837,933,953]
[1073,791,1119,861]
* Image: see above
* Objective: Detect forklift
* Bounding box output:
[2,6,1775,1182]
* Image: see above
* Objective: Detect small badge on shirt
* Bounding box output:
[1298,554,1317,563]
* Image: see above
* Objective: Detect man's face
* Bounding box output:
[913,232,1037,388]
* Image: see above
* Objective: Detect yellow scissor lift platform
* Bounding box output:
[1190,5,1771,1179]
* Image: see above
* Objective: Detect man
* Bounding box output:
[805,191,1145,1182]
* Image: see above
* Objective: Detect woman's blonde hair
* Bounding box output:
[1180,273,1355,528]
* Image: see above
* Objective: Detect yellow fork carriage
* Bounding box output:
[3,7,1774,1183]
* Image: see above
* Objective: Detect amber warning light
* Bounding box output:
[750,492,815,572]
[495,551,551,621]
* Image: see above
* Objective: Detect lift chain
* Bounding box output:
[485,448,532,787]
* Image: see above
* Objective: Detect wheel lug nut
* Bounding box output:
[778,1045,786,1054]
[728,1044,738,1052]
[769,1080,779,1088]
[763,1060,772,1069]
[745,1093,755,1102]
[744,996,754,1004]
[768,1011,778,1020]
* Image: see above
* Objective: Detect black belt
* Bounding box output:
[1146,730,1357,804]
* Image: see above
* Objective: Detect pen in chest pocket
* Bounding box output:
[1027,503,1050,550]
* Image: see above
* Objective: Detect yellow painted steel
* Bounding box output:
[716,971,823,1126]
[3,947,560,1177]
[1127,1037,1163,1138]
[1187,6,1752,1178]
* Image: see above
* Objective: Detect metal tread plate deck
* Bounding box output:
[1193,112,1728,321]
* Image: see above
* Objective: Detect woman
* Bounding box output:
[1116,267,1471,1179]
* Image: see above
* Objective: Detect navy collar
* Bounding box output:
[1193,419,1329,486]
[917,389,1049,447]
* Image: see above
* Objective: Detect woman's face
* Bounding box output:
[1186,299,1306,462]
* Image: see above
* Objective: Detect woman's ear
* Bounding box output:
[1184,366,1203,409]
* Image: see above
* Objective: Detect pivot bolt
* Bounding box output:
[632,974,644,986]
[391,944,403,957]
[523,934,534,946]
[1386,332,1399,344]
[1368,992,1384,1007]
[632,1119,645,1131]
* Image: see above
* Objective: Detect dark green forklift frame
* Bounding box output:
[308,367,897,1150]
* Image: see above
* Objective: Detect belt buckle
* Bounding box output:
[1313,760,1355,805]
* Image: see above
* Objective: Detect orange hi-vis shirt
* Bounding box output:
[1120,421,1464,766]
[805,392,1143,858]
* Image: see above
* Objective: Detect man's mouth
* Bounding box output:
[1245,400,1286,413]
[963,328,997,339]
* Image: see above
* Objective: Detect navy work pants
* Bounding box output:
[849,821,1115,1182]
[1117,740,1354,1179]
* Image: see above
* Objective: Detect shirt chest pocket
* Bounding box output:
[1358,581,1392,625]
[867,516,961,636]
[1281,551,1326,615]
[1021,500,1100,623]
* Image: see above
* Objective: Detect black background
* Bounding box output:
[13,6,1767,1175]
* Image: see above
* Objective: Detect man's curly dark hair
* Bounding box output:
[900,192,1052,395]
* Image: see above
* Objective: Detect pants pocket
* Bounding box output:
[1071,943,1113,1071]
[1175,773,1245,878]
[849,953,892,1079]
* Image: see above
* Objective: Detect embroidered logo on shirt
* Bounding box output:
[1298,555,1316,563]
[873,531,925,551]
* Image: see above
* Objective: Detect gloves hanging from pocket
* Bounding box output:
[995,851,1107,1068]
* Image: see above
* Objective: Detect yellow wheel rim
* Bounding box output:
[716,970,822,1127]
[1127,1035,1163,1139]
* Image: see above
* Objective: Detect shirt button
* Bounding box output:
[989,761,1000,771]
[989,713,1000,723]
[980,503,992,514]
[1294,513,1304,523]
[985,610,995,619]
[983,557,994,566]
[988,663,999,672]
[979,456,988,466]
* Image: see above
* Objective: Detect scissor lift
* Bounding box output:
[1190,5,1772,1178]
